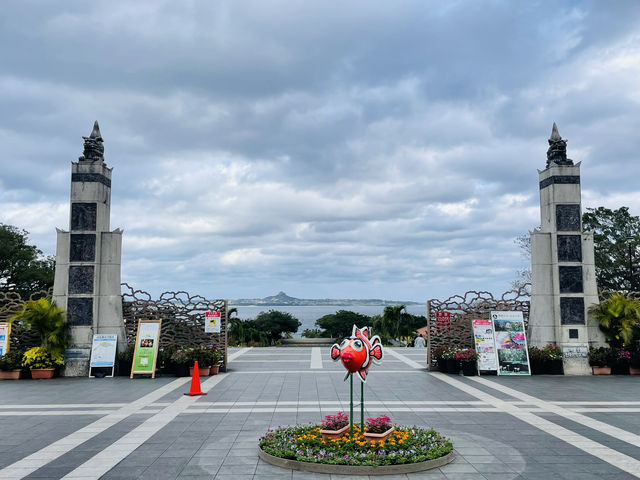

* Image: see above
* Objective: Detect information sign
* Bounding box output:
[89,334,117,377]
[435,311,451,333]
[491,311,531,375]
[205,311,221,333]
[0,323,10,356]
[472,319,498,371]
[131,320,161,378]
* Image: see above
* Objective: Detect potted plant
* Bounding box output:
[319,411,350,440]
[171,347,193,377]
[544,344,563,375]
[455,348,478,376]
[630,347,640,375]
[588,293,640,349]
[589,347,613,375]
[364,415,394,441]
[0,350,24,380]
[612,347,631,375]
[10,298,70,357]
[22,346,64,378]
[116,344,135,376]
[528,346,548,375]
[206,347,221,375]
[443,348,460,375]
[432,345,450,373]
[187,348,211,377]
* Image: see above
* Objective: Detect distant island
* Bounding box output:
[229,291,420,307]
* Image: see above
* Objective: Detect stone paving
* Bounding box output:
[0,347,639,479]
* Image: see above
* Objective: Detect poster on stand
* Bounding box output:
[89,334,117,377]
[131,320,161,378]
[491,311,531,375]
[0,323,10,356]
[472,319,498,371]
[205,311,221,333]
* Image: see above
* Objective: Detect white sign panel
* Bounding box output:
[89,334,117,367]
[472,319,498,371]
[205,311,221,333]
[491,311,531,375]
[0,323,9,356]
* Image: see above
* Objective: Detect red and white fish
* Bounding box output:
[330,325,383,382]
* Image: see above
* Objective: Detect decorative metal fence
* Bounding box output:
[426,285,531,369]
[121,283,229,370]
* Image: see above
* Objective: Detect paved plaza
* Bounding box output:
[0,347,639,480]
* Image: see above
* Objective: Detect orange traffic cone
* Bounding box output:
[184,361,207,396]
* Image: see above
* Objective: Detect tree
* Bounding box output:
[373,305,426,343]
[588,293,640,348]
[511,235,531,291]
[0,224,55,297]
[253,310,301,343]
[582,207,640,291]
[315,310,372,338]
[10,298,70,355]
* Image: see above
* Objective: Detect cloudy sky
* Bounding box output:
[1,1,640,302]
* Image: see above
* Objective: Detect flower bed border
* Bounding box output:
[258,447,454,475]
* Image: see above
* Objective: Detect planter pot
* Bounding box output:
[0,369,21,380]
[30,368,55,379]
[210,365,220,375]
[530,359,545,375]
[612,364,629,375]
[445,359,459,375]
[174,364,189,377]
[319,424,349,440]
[592,366,611,375]
[461,361,477,376]
[548,359,564,375]
[437,359,447,373]
[630,366,640,375]
[189,366,211,377]
[364,426,395,442]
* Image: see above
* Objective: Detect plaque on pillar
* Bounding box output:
[67,298,93,326]
[70,234,96,262]
[557,235,582,262]
[71,203,97,231]
[560,297,585,325]
[559,266,583,293]
[68,266,94,294]
[556,204,580,231]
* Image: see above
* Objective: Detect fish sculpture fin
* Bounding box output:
[330,344,341,361]
[369,336,383,364]
[357,369,367,383]
[343,370,351,381]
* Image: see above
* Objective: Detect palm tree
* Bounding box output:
[589,293,640,348]
[10,298,70,355]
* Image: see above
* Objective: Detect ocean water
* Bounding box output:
[230,304,427,338]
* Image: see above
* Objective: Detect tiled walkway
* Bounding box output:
[0,347,639,479]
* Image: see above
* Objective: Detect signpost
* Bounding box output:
[0,323,10,356]
[89,334,117,378]
[491,311,531,375]
[205,311,221,333]
[435,311,451,333]
[471,319,498,372]
[130,320,162,378]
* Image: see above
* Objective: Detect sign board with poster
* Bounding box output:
[89,334,117,378]
[435,312,451,333]
[130,320,162,378]
[0,323,10,356]
[491,311,531,375]
[472,319,498,371]
[205,311,221,333]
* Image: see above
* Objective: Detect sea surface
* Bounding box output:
[230,304,427,338]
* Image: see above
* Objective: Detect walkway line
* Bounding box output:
[0,377,191,480]
[62,373,228,479]
[385,348,425,369]
[430,372,640,478]
[310,347,323,369]
[228,346,253,361]
[469,376,640,449]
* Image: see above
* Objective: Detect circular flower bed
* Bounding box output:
[259,424,452,467]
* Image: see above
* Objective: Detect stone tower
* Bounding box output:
[529,123,605,375]
[52,121,125,376]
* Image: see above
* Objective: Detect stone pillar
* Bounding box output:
[52,121,126,376]
[529,124,605,375]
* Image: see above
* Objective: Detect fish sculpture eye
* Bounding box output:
[339,339,349,349]
[352,339,363,351]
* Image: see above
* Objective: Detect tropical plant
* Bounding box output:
[543,344,563,360]
[365,415,392,434]
[315,310,372,338]
[301,328,325,338]
[588,293,640,348]
[431,345,452,360]
[10,298,70,355]
[373,305,426,343]
[22,346,64,369]
[321,412,349,431]
[454,348,478,362]
[527,346,549,362]
[588,347,615,367]
[204,345,221,365]
[0,350,24,370]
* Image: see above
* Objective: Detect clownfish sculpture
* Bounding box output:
[330,325,383,382]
